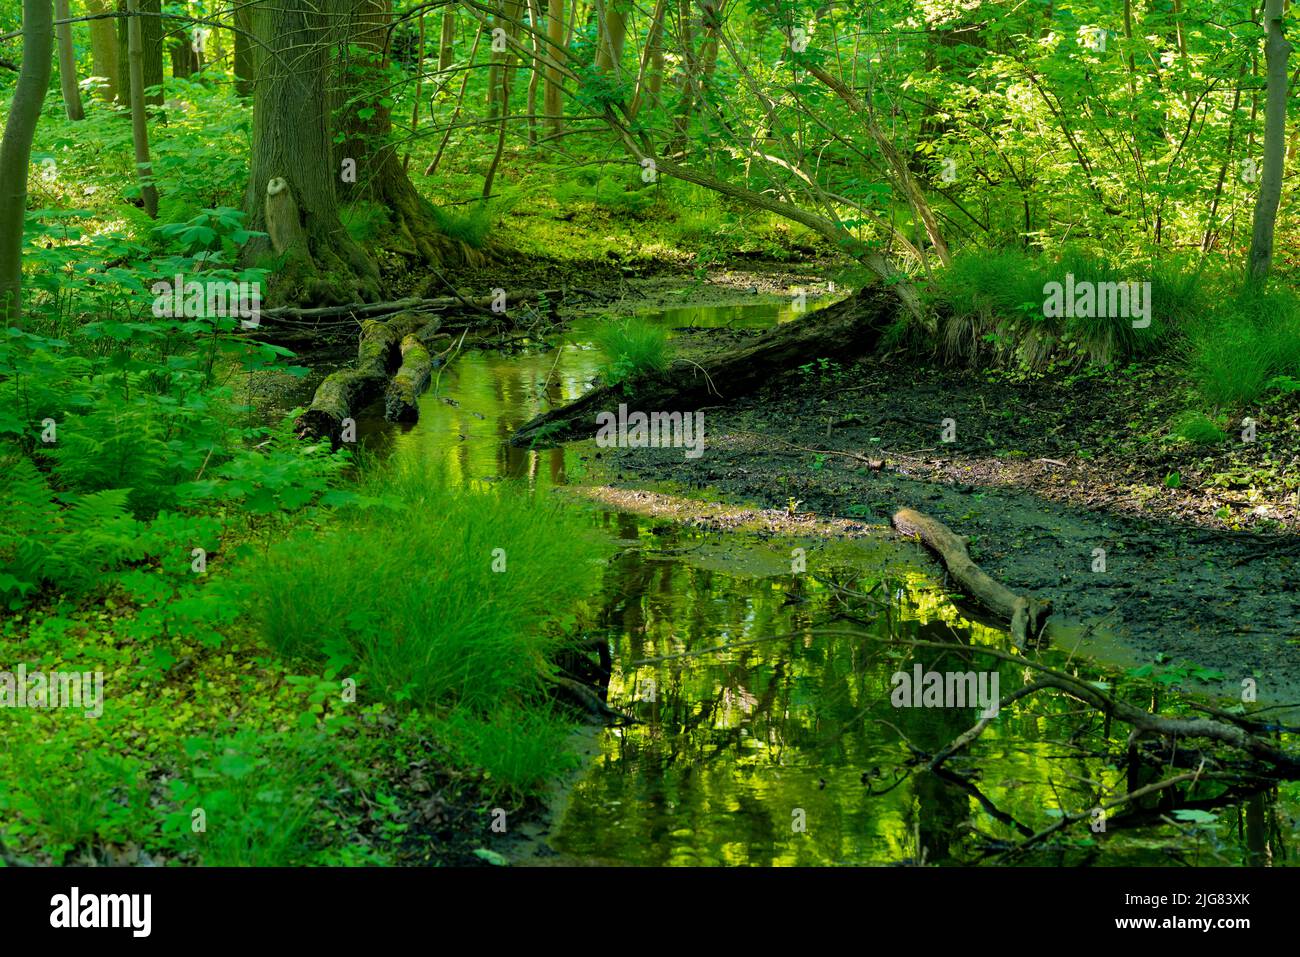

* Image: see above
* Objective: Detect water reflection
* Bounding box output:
[550,522,1296,866]
[351,299,1295,867]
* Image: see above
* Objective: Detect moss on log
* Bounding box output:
[509,284,899,448]
[384,335,434,422]
[299,312,440,443]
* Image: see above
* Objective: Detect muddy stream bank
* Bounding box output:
[256,280,1300,866]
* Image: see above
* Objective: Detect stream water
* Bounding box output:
[350,300,1295,867]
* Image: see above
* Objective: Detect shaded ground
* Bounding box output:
[588,339,1300,701]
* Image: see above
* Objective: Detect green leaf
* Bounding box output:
[473,848,508,866]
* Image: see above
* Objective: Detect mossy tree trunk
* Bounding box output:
[116,0,163,106]
[242,0,380,306]
[85,0,122,102]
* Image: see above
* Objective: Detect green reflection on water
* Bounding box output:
[358,300,1296,867]
[551,521,1297,867]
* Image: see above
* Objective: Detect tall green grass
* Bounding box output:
[594,317,671,385]
[1183,284,1300,408]
[243,460,607,794]
[430,200,498,248]
[925,246,1300,407]
[248,461,604,712]
[925,247,1207,368]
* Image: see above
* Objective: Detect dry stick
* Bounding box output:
[730,430,885,467]
[894,507,1053,648]
[430,328,469,399]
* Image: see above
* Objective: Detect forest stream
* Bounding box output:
[283,298,1299,867]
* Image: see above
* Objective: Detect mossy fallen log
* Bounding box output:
[298,311,439,443]
[891,507,1053,647]
[510,283,899,448]
[384,335,434,423]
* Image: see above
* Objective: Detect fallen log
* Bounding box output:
[384,335,434,423]
[298,312,438,443]
[891,507,1053,647]
[510,284,898,448]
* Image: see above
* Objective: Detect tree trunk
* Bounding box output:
[594,0,627,76]
[85,0,121,102]
[117,0,163,105]
[543,0,563,133]
[126,0,159,217]
[629,0,666,119]
[169,27,199,78]
[1247,0,1291,281]
[438,9,455,72]
[242,0,380,306]
[232,0,253,96]
[488,0,522,117]
[55,0,86,119]
[524,0,541,144]
[336,0,464,268]
[0,0,54,326]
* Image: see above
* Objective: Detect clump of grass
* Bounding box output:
[431,199,496,248]
[1169,411,1225,445]
[594,317,671,385]
[1184,283,1300,407]
[433,706,579,799]
[245,460,606,714]
[925,247,1207,369]
[341,201,391,242]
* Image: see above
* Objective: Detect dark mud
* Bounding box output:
[590,346,1300,704]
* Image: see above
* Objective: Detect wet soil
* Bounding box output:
[589,341,1300,703]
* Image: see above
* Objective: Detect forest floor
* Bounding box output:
[545,284,1300,701]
